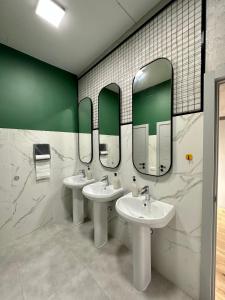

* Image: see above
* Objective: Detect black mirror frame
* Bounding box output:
[132,57,174,177]
[78,97,93,164]
[98,83,121,170]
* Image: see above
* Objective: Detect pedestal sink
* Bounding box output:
[63,175,95,225]
[116,193,175,291]
[82,181,123,248]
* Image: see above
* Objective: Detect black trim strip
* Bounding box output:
[121,121,132,126]
[200,0,206,114]
[174,110,203,117]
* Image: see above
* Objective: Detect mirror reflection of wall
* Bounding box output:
[98,83,120,168]
[133,58,172,176]
[78,97,93,163]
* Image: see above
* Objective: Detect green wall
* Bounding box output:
[99,88,120,135]
[133,80,171,135]
[0,43,78,132]
[79,98,92,133]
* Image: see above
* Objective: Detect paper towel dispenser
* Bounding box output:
[33,144,51,161]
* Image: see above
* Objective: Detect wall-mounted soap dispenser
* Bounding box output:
[131,176,139,197]
[112,172,121,189]
[86,165,92,180]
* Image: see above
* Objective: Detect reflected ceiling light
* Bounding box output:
[36,0,65,28]
[136,69,145,80]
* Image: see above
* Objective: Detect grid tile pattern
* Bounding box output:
[78,0,202,127]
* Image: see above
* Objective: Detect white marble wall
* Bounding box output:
[0,128,77,247]
[77,112,203,299]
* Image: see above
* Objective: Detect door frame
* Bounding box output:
[200,65,225,300]
[133,124,149,172]
[156,120,171,176]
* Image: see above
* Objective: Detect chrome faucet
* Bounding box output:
[140,185,150,202]
[100,175,109,187]
[78,169,85,178]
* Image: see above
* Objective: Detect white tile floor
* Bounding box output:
[0,221,192,300]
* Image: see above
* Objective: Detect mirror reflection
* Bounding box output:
[78,97,93,163]
[133,58,172,176]
[98,83,121,168]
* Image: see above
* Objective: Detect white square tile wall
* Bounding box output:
[78,0,202,127]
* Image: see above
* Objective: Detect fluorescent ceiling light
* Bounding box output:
[36,0,65,28]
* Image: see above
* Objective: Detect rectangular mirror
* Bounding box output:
[132,58,173,176]
[78,97,93,164]
[98,83,121,168]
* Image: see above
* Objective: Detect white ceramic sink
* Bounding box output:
[63,175,95,225]
[116,193,175,228]
[63,175,94,189]
[82,181,124,248]
[116,192,175,292]
[83,181,123,202]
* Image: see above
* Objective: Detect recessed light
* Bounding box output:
[35,0,65,28]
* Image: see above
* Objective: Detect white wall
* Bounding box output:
[0,128,77,247]
[206,0,225,72]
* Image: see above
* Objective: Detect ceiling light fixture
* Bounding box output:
[35,0,65,28]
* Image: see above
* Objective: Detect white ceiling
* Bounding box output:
[0,0,162,75]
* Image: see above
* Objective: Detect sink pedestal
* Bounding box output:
[93,202,108,248]
[72,189,84,225]
[132,224,151,291]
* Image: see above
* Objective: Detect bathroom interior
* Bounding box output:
[0,0,225,299]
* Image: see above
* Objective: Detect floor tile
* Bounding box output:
[0,220,193,300]
[56,269,109,300]
[0,259,24,300]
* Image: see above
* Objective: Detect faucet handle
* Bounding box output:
[140,185,149,194]
[100,175,108,180]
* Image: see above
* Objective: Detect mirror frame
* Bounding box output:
[132,57,174,177]
[98,83,121,169]
[78,97,93,164]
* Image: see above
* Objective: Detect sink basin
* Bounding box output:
[116,193,175,291]
[63,175,95,225]
[82,181,124,248]
[82,181,123,202]
[63,175,94,189]
[116,193,175,228]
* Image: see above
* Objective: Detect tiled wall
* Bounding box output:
[78,114,203,300]
[0,129,78,246]
[79,0,202,126]
[78,0,203,298]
